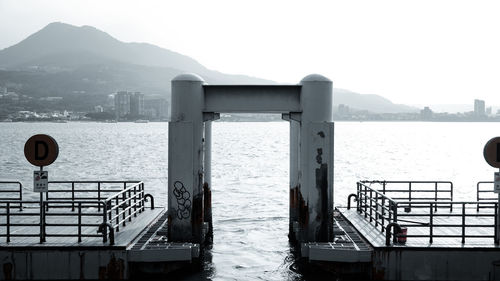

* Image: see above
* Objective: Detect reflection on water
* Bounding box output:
[0,121,496,280]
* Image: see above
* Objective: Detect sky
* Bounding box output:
[0,0,499,106]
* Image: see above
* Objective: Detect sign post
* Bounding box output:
[483,137,500,244]
[24,134,59,243]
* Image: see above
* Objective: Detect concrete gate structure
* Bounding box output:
[167,73,334,246]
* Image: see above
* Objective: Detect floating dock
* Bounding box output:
[302,180,500,280]
[0,181,200,279]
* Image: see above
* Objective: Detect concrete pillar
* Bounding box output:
[203,121,213,240]
[168,73,205,242]
[289,120,300,241]
[298,74,334,242]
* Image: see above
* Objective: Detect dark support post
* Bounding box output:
[408,182,412,211]
[78,202,82,242]
[430,203,434,243]
[102,204,108,243]
[434,182,438,211]
[6,203,10,243]
[128,189,132,222]
[97,182,101,211]
[381,197,385,232]
[71,182,75,211]
[133,185,137,217]
[450,182,454,212]
[122,192,126,227]
[495,202,499,244]
[369,190,373,222]
[19,183,23,211]
[375,192,379,228]
[462,203,466,244]
[115,197,119,232]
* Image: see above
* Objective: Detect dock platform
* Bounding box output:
[0,181,199,279]
[305,180,500,280]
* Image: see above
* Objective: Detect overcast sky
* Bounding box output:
[0,0,499,106]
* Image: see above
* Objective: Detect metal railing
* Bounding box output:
[394,201,498,244]
[352,181,499,246]
[354,182,399,233]
[103,181,154,232]
[46,181,137,211]
[0,181,154,245]
[0,182,23,210]
[361,180,453,211]
[477,181,497,211]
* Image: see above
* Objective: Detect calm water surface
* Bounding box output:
[0,121,498,280]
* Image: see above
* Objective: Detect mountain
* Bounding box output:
[0,22,271,85]
[0,22,416,113]
[334,88,417,113]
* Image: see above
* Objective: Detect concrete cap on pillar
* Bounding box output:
[172,73,205,82]
[299,74,333,122]
[300,74,331,83]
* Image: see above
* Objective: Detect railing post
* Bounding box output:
[434,182,438,211]
[462,203,466,244]
[393,202,398,225]
[122,192,126,227]
[78,202,82,243]
[6,202,10,243]
[141,183,145,212]
[429,203,434,243]
[115,197,119,232]
[71,182,75,212]
[450,182,454,212]
[375,192,379,228]
[356,183,360,212]
[477,182,480,212]
[408,182,412,211]
[19,183,23,211]
[102,202,108,243]
[97,182,101,212]
[369,190,373,222]
[133,185,137,217]
[40,195,45,243]
[381,197,385,232]
[494,202,498,244]
[382,181,386,195]
[364,185,368,217]
[128,189,132,222]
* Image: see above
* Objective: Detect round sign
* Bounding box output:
[483,137,500,168]
[24,134,59,167]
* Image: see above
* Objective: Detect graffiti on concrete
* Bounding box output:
[173,181,192,219]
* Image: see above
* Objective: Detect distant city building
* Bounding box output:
[144,98,169,120]
[474,99,485,116]
[130,92,145,116]
[486,107,492,115]
[420,106,433,119]
[94,105,104,113]
[338,104,350,116]
[114,91,146,119]
[114,91,131,119]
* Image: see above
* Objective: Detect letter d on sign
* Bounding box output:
[24,134,59,167]
[35,141,49,160]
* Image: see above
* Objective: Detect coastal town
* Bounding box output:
[1,85,498,122]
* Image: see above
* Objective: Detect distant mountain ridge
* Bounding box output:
[0,22,416,113]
